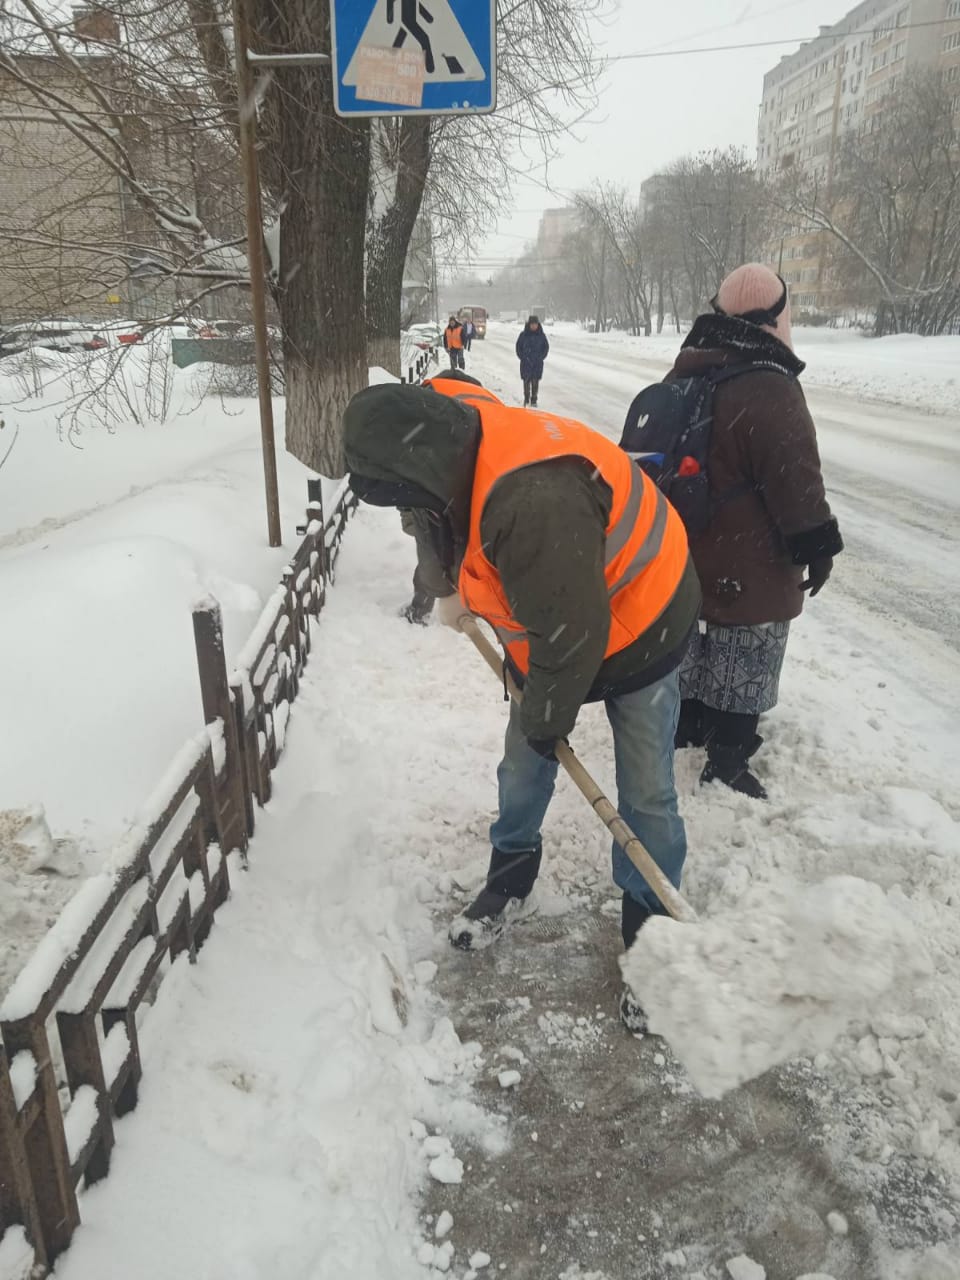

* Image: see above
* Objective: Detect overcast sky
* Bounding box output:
[472,0,852,269]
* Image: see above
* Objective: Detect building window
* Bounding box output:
[944,32,960,52]
[893,41,905,61]
[948,0,960,17]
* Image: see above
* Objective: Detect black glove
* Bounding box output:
[527,737,569,761]
[802,555,833,597]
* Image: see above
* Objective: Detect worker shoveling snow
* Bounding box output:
[459,618,937,1105]
[620,874,932,1098]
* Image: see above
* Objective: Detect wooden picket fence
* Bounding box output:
[0,478,358,1273]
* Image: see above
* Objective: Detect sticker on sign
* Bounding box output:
[344,0,484,86]
[354,46,425,108]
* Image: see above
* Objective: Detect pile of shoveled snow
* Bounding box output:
[620,876,932,1098]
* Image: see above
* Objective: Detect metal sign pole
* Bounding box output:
[232,0,282,548]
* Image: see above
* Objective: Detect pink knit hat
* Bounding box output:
[714,263,793,351]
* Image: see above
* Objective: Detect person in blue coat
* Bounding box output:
[516,316,549,406]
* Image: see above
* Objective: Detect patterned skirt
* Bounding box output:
[679,621,791,715]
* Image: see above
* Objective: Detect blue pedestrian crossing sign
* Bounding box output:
[330,0,496,117]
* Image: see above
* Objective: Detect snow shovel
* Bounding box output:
[457,614,698,925]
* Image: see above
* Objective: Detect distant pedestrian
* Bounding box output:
[461,319,475,352]
[443,316,465,370]
[667,263,843,799]
[516,315,549,406]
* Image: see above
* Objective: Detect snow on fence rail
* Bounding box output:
[0,479,361,1273]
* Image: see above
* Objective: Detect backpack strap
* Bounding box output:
[708,360,797,386]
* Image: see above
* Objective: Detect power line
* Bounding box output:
[618,0,814,59]
[603,16,957,61]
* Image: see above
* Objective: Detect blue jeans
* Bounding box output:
[489,671,687,916]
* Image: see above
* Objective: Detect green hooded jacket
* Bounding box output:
[344,383,701,742]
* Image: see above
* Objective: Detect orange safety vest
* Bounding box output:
[452,399,689,672]
[445,325,464,350]
[424,374,503,408]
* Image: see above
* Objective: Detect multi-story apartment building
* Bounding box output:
[0,6,244,325]
[536,208,579,259]
[757,0,957,313]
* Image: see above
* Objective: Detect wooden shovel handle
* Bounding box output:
[458,615,698,925]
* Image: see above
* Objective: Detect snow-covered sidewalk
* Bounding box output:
[45,502,960,1280]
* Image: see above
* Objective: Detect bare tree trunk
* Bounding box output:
[366,117,431,377]
[281,142,369,477]
[595,237,607,332]
[251,0,370,478]
[669,280,682,334]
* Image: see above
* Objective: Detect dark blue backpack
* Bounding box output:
[619,366,778,535]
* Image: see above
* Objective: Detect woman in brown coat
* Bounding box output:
[669,263,843,798]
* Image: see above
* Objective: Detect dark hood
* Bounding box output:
[681,312,805,376]
[343,382,481,545]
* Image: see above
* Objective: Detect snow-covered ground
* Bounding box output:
[0,349,312,997]
[539,320,960,416]
[2,331,959,1278]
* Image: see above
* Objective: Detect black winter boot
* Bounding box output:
[621,893,651,949]
[530,380,540,407]
[522,380,531,406]
[620,986,649,1036]
[400,592,434,625]
[701,708,768,800]
[449,846,542,951]
[620,894,652,1034]
[675,698,705,749]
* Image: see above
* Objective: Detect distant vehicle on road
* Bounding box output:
[528,305,547,324]
[457,305,487,339]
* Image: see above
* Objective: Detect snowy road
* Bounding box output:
[469,324,960,716]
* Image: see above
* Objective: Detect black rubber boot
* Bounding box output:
[449,846,542,951]
[523,380,531,406]
[530,380,540,407]
[620,894,652,1034]
[400,592,434,625]
[701,708,768,800]
[621,893,652,949]
[675,697,705,749]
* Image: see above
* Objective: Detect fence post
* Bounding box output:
[0,1050,47,1270]
[408,365,415,384]
[193,602,250,860]
[282,568,303,680]
[0,1019,80,1264]
[306,478,328,607]
[55,1012,114,1184]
